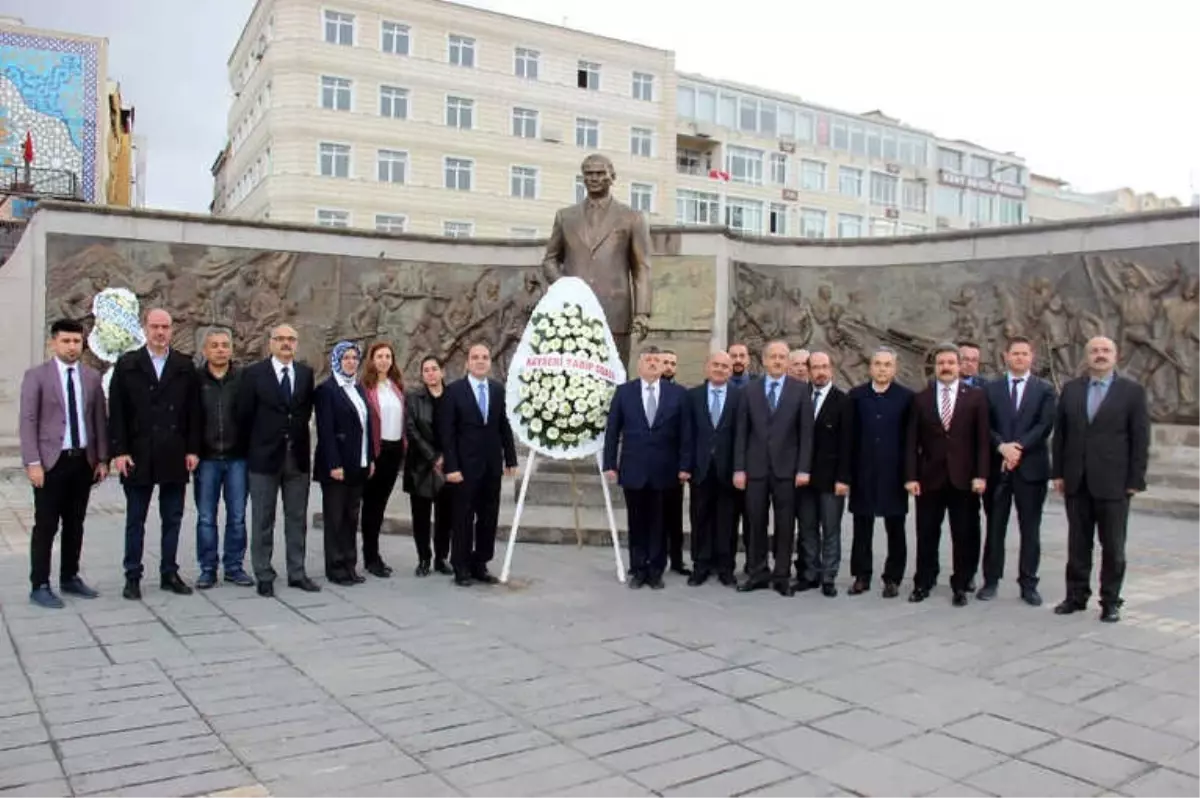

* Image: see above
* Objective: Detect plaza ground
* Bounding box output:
[0,475,1196,797]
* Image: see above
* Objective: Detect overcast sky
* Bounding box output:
[4,0,1197,212]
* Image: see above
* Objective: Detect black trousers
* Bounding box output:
[797,488,845,584]
[850,514,907,586]
[689,473,735,578]
[452,472,500,574]
[30,451,93,588]
[915,486,979,592]
[663,483,686,568]
[322,473,365,579]
[624,487,665,579]
[983,476,1047,589]
[1065,483,1129,607]
[411,485,455,563]
[745,476,796,582]
[360,440,403,566]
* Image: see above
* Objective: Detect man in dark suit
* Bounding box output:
[440,343,518,587]
[605,346,689,590]
[680,351,740,587]
[957,340,987,592]
[19,319,109,608]
[236,323,319,597]
[796,351,852,597]
[733,340,814,596]
[108,309,202,600]
[1052,336,1149,623]
[727,343,752,569]
[906,343,989,606]
[978,336,1055,606]
[659,348,690,577]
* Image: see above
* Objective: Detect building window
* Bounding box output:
[676,189,720,225]
[632,72,654,101]
[630,182,653,213]
[799,159,826,192]
[800,208,827,239]
[870,172,898,206]
[970,155,992,179]
[318,142,350,178]
[317,208,350,227]
[718,95,736,127]
[902,180,927,213]
[870,218,895,237]
[737,97,758,133]
[971,192,993,224]
[676,148,709,176]
[575,176,586,203]
[577,61,601,90]
[850,124,866,156]
[759,104,777,137]
[769,153,788,186]
[448,34,475,67]
[512,107,538,138]
[935,186,963,218]
[381,21,409,55]
[377,149,406,184]
[446,96,474,130]
[444,157,473,191]
[882,131,897,162]
[375,214,406,233]
[999,196,1024,225]
[901,136,928,167]
[838,166,862,197]
[323,11,354,45]
[725,146,763,186]
[444,221,473,238]
[832,119,849,150]
[837,213,863,238]
[510,165,538,199]
[630,127,653,157]
[511,227,538,239]
[320,76,351,111]
[796,111,814,143]
[938,147,963,172]
[575,117,599,148]
[768,203,787,235]
[725,197,763,235]
[515,47,539,79]
[379,85,408,119]
[677,86,695,118]
[867,126,882,159]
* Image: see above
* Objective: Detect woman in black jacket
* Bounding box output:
[403,355,455,576]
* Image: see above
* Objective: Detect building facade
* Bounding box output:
[1027,174,1184,223]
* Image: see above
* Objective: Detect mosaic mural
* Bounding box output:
[0,30,100,202]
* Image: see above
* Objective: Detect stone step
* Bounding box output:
[517,471,629,508]
[1146,467,1200,491]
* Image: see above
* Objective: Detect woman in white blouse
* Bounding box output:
[360,341,406,577]
[313,341,374,586]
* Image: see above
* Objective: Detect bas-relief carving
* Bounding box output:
[648,256,716,333]
[730,244,1200,424]
[44,235,547,383]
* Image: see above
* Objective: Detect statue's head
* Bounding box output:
[818,284,832,301]
[580,153,615,199]
[1121,267,1141,289]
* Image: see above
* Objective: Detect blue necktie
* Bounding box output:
[477,381,488,422]
[710,388,722,427]
[1087,381,1103,422]
[768,381,779,412]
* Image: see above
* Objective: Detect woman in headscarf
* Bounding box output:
[360,341,406,578]
[403,355,454,576]
[313,341,374,586]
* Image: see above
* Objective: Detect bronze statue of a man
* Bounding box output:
[542,153,651,366]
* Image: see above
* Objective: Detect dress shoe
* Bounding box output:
[882,582,900,599]
[288,577,321,592]
[160,573,194,595]
[471,570,499,585]
[821,583,838,598]
[627,572,645,589]
[1021,588,1043,607]
[1054,599,1086,615]
[433,560,453,575]
[848,579,869,595]
[454,573,473,587]
[647,575,665,590]
[975,583,997,601]
[1100,605,1121,623]
[351,572,366,584]
[225,571,255,587]
[687,572,709,587]
[196,571,218,590]
[257,581,275,597]
[30,585,64,609]
[60,577,99,598]
[737,579,769,593]
[329,575,355,586]
[366,561,391,578]
[774,581,795,597]
[415,560,431,577]
[952,591,968,607]
[717,572,737,587]
[908,587,929,603]
[670,564,693,577]
[123,578,142,600]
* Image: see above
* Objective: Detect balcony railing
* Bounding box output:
[0,165,83,200]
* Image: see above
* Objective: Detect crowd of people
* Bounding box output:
[19,309,1148,624]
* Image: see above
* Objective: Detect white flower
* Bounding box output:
[565,305,580,317]
[537,319,551,332]
[563,339,576,353]
[552,375,566,389]
[530,418,543,433]
[563,432,577,443]
[574,398,589,413]
[521,404,535,419]
[530,332,541,347]
[574,338,591,353]
[541,410,553,421]
[547,427,560,440]
[547,339,561,352]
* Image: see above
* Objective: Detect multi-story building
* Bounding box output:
[1027,174,1183,223]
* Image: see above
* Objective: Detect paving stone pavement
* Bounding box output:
[0,475,1196,797]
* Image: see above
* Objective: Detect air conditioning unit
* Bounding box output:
[541,127,563,143]
[885,163,901,174]
[779,140,795,154]
[693,123,715,139]
[884,207,900,219]
[781,188,798,202]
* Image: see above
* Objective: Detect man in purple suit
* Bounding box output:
[19,319,109,609]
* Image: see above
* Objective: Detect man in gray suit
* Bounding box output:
[733,340,815,596]
[19,319,109,608]
[542,153,652,367]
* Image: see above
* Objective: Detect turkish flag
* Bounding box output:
[22,131,33,164]
[708,169,730,181]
